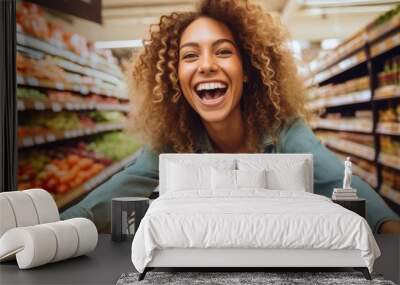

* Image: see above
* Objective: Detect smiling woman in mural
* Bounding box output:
[61,0,400,233]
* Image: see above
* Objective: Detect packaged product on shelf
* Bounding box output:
[355,110,373,119]
[382,166,400,191]
[378,56,400,87]
[380,136,400,156]
[379,107,398,123]
[87,132,141,162]
[48,22,65,49]
[17,88,47,101]
[63,32,89,57]
[88,111,125,123]
[16,2,49,40]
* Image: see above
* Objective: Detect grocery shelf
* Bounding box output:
[18,122,124,148]
[52,57,124,87]
[307,89,371,110]
[325,138,375,161]
[16,32,123,79]
[367,14,400,43]
[310,119,373,134]
[370,30,400,58]
[307,50,367,86]
[305,14,400,82]
[379,153,400,171]
[17,74,128,100]
[306,35,366,80]
[380,183,400,206]
[55,151,141,209]
[17,99,130,113]
[376,122,400,136]
[353,164,378,188]
[306,8,400,212]
[374,85,400,101]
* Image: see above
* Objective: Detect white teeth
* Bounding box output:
[196,82,227,92]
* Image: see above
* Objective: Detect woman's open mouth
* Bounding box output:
[194,81,228,106]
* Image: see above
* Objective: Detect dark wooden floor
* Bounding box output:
[373,235,400,284]
[0,234,398,284]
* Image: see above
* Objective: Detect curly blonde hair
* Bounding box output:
[127,0,307,153]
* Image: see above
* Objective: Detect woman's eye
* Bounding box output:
[182,53,198,60]
[217,49,233,56]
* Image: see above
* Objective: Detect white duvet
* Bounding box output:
[131,190,380,273]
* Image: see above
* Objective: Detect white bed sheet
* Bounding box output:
[131,190,380,273]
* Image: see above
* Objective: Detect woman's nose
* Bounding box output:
[198,53,218,74]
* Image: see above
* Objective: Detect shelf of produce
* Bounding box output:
[310,119,373,134]
[376,122,400,136]
[312,51,367,85]
[18,123,124,148]
[55,151,141,208]
[16,32,123,79]
[325,138,375,161]
[307,89,371,110]
[374,85,400,101]
[370,30,400,58]
[380,183,400,206]
[367,14,400,43]
[379,153,400,171]
[17,99,130,113]
[17,74,127,100]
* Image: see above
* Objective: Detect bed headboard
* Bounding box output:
[159,153,313,195]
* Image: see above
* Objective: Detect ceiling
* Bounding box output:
[62,0,397,46]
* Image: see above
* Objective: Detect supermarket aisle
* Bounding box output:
[305,6,400,214]
[15,2,141,209]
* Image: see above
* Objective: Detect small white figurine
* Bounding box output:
[343,157,352,190]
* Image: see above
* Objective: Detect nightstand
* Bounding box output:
[111,197,150,241]
[332,198,366,218]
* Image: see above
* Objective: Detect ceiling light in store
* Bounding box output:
[289,40,310,57]
[94,40,143,49]
[321,38,341,50]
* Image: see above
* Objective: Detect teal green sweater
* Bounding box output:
[61,118,399,233]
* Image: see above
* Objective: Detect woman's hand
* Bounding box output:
[379,220,400,234]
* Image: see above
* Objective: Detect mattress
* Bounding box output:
[131,190,380,273]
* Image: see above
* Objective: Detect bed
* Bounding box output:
[131,154,380,281]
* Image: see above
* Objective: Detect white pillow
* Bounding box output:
[211,169,268,190]
[167,162,211,191]
[211,168,236,190]
[267,167,306,191]
[238,159,308,192]
[236,169,267,188]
